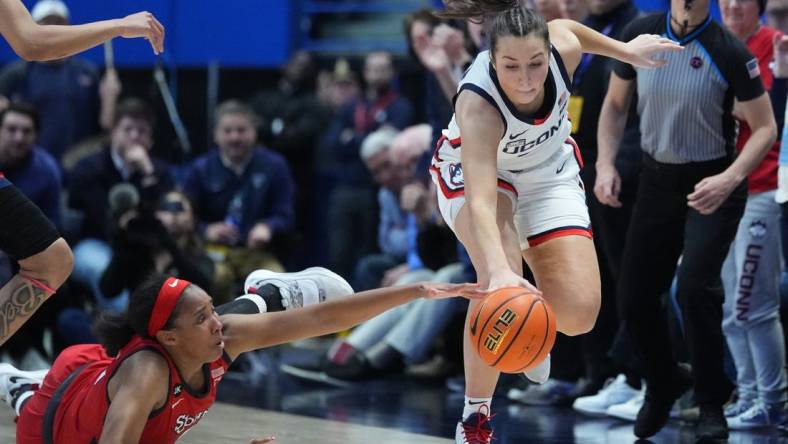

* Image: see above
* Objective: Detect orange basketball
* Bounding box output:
[469,287,556,373]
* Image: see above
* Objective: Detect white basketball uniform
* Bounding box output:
[430,48,592,250]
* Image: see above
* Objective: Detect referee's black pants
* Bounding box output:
[618,154,745,405]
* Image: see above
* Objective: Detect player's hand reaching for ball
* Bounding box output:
[420,283,488,300]
[486,269,541,296]
[624,34,683,68]
[119,11,165,54]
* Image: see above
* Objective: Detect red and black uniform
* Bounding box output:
[17,337,232,444]
[0,172,59,261]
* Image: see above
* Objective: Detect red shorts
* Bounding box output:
[16,344,109,444]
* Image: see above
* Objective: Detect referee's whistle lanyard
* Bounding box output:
[571,21,616,91]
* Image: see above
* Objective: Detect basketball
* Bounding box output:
[469,288,556,374]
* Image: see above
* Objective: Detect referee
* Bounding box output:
[594,0,778,441]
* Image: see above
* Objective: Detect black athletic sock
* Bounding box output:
[215,284,284,315]
[254,284,285,312]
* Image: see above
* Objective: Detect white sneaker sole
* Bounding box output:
[245,267,354,299]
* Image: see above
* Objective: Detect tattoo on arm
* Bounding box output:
[0,280,48,343]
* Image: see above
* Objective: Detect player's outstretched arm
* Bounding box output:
[220,283,485,360]
[0,0,164,61]
[548,19,682,74]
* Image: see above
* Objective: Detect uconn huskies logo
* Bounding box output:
[174,410,209,435]
[449,163,464,186]
[502,123,562,157]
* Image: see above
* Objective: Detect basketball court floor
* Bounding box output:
[0,345,786,443]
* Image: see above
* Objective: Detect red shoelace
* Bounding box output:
[462,405,495,443]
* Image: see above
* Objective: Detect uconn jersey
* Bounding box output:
[431,48,592,249]
[435,48,576,170]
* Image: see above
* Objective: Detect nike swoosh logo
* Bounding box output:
[468,400,487,405]
[168,279,179,288]
[172,398,184,409]
[509,129,528,140]
[556,160,568,174]
[470,313,479,336]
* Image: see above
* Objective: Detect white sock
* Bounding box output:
[463,396,492,420]
[14,390,34,416]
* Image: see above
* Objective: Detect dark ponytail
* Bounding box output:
[436,0,521,19]
[92,273,184,356]
[489,6,549,55]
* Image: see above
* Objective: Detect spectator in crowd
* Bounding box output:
[318,51,413,279]
[559,0,590,21]
[0,0,121,161]
[534,0,563,21]
[100,191,215,302]
[184,100,294,303]
[404,9,475,181]
[352,127,408,291]
[316,58,361,113]
[719,0,787,431]
[68,98,174,312]
[249,51,331,260]
[282,125,466,385]
[771,0,788,269]
[0,103,61,229]
[595,0,778,439]
[769,0,788,33]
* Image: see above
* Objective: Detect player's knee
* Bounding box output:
[559,297,599,336]
[20,238,73,290]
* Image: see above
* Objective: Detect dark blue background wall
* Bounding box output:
[0,0,293,67]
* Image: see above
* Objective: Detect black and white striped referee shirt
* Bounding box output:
[614,12,765,164]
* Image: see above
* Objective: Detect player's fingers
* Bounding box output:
[152,16,166,51]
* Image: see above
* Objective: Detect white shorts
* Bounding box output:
[430,138,592,250]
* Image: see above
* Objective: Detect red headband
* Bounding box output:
[147,277,191,337]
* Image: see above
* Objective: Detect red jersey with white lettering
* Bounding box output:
[739,26,783,193]
[52,337,230,443]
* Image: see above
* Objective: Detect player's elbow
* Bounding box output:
[11,37,50,61]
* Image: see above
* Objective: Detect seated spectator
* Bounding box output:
[317,51,414,279]
[0,102,61,229]
[352,127,408,291]
[0,0,121,161]
[100,191,215,302]
[316,58,360,113]
[54,191,217,352]
[280,125,466,384]
[68,98,174,312]
[183,100,294,302]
